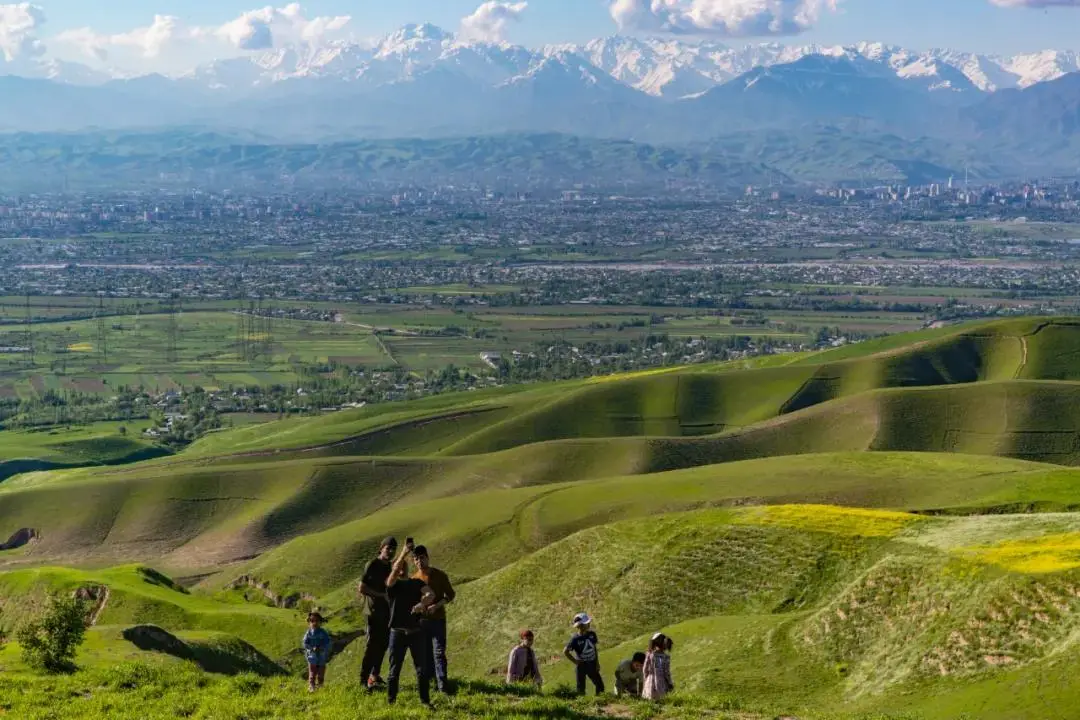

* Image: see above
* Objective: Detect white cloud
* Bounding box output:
[0,2,44,61]
[460,1,528,43]
[609,0,841,36]
[53,3,352,72]
[213,3,351,52]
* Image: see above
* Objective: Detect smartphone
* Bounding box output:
[405,537,415,550]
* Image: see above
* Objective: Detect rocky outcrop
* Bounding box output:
[74,584,110,626]
[226,575,317,609]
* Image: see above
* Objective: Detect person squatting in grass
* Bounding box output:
[613,652,646,697]
[358,536,398,690]
[412,544,456,694]
[642,633,674,701]
[302,612,332,693]
[564,612,604,695]
[385,541,433,707]
[506,629,543,688]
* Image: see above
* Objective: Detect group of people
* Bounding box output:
[302,536,674,705]
[508,612,675,701]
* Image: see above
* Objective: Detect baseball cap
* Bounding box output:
[381,536,398,549]
[572,612,592,626]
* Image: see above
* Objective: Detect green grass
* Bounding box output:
[10,317,1080,717]
[13,505,1080,718]
[0,566,303,657]
[0,420,156,464]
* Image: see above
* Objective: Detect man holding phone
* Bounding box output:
[384,539,431,707]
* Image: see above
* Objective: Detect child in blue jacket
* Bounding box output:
[303,612,332,692]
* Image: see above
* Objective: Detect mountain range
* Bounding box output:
[0,23,1078,185]
[17,23,1080,97]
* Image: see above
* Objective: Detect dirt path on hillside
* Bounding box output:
[1016,335,1029,379]
[87,586,111,626]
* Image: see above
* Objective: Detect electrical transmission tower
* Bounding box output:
[166,296,180,364]
[262,302,274,362]
[96,294,108,363]
[247,300,258,362]
[236,298,248,362]
[24,294,34,367]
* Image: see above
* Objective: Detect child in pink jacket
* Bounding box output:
[506,629,543,688]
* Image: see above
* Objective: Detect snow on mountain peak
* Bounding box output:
[43,23,1080,101]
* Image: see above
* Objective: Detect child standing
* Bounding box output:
[642,633,674,701]
[506,629,543,688]
[302,612,332,692]
[564,612,604,696]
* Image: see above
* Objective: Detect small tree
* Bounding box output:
[17,593,88,673]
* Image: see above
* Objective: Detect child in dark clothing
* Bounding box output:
[302,612,332,692]
[564,612,604,696]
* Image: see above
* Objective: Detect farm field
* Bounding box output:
[8,317,1080,717]
[0,311,388,397]
[0,296,934,384]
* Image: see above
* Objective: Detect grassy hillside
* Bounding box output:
[158,317,1080,466]
[8,317,1080,718]
[0,421,166,481]
[9,505,1080,718]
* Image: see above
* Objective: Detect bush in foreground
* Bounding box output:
[16,593,88,673]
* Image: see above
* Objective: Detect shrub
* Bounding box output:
[16,593,88,673]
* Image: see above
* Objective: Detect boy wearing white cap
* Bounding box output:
[564,612,604,695]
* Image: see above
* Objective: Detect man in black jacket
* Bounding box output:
[358,536,397,690]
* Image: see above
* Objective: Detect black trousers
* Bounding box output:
[387,628,430,705]
[360,615,389,683]
[576,660,604,695]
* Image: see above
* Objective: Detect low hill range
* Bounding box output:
[9,317,1080,717]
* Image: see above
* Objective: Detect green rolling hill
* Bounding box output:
[7,316,1080,717]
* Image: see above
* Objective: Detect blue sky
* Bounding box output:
[22,0,1080,74]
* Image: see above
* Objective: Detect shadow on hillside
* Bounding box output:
[122,625,286,677]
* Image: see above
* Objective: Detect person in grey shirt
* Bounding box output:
[613,652,646,697]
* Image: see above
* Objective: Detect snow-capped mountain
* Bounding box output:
[0,22,1076,149]
[163,26,1080,102]
[8,23,1079,99]
[564,38,1074,98]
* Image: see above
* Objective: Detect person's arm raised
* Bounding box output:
[385,547,411,589]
